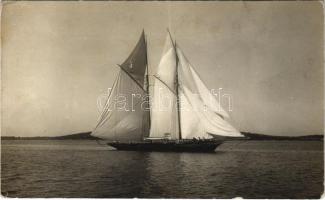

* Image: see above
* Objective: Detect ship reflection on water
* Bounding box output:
[1,139,323,198]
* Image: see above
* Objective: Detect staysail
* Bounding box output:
[92,31,150,141]
[149,33,179,139]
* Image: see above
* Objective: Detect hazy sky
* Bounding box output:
[2,1,323,137]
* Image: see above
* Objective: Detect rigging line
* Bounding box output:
[93,65,119,131]
[97,71,120,121]
[93,71,120,131]
[117,64,146,92]
[96,111,114,130]
[153,75,176,95]
[95,74,120,126]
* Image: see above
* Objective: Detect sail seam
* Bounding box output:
[117,65,145,92]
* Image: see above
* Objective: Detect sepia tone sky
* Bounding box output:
[2,1,323,137]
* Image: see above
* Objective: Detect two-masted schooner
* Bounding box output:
[91,30,243,152]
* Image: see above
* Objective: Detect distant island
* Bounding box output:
[241,132,323,141]
[1,131,323,141]
[1,132,101,140]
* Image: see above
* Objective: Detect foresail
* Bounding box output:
[92,31,149,141]
[92,70,149,141]
[176,46,243,138]
[149,34,179,139]
[120,30,147,88]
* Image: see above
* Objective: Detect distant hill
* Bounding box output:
[1,132,102,140]
[55,132,101,140]
[241,132,323,141]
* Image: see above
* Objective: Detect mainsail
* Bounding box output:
[149,34,179,139]
[92,31,150,141]
[148,32,242,139]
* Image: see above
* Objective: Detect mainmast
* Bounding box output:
[167,29,182,140]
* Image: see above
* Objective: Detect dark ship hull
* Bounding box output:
[107,140,223,152]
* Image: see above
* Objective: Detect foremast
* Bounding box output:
[144,33,151,138]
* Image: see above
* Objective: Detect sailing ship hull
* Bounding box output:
[107,140,223,152]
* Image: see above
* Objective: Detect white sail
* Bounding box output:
[176,46,243,138]
[149,34,179,139]
[92,70,148,141]
[190,66,229,119]
[92,31,150,141]
[178,90,206,138]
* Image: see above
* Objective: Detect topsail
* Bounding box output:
[120,31,148,88]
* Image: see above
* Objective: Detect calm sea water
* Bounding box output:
[1,139,323,198]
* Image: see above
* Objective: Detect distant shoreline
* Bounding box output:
[1,132,102,140]
[1,132,323,141]
[240,132,323,141]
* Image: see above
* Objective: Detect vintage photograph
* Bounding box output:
[1,1,324,198]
